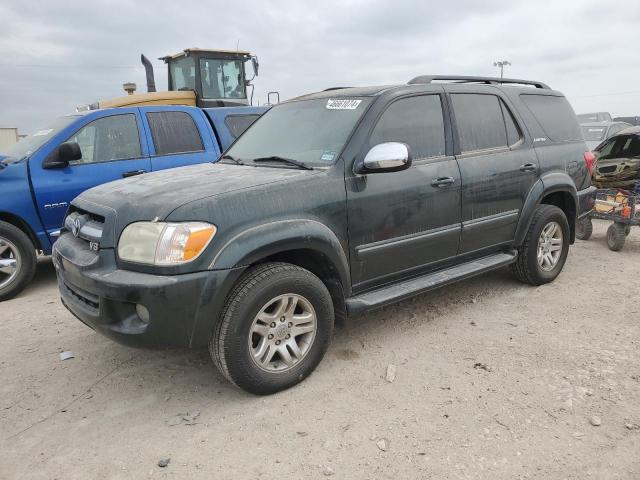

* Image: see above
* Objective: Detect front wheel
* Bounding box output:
[0,221,37,302]
[511,205,570,286]
[210,262,334,395]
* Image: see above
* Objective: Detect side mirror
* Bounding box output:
[252,57,259,77]
[361,142,412,173]
[43,141,82,169]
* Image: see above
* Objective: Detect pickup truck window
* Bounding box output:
[224,114,260,138]
[146,111,204,155]
[2,116,78,163]
[67,114,141,165]
[226,97,372,167]
[452,94,509,152]
[369,95,445,159]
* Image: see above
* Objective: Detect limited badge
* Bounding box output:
[326,99,362,110]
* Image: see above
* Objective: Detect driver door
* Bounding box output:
[346,93,462,291]
[30,110,151,239]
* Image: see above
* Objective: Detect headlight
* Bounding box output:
[118,222,216,265]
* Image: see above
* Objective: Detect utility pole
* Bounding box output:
[493,60,511,78]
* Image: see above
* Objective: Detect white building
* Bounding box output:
[0,127,20,152]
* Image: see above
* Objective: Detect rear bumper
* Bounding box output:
[53,233,244,349]
[577,185,597,219]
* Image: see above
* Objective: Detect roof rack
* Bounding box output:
[408,75,550,89]
[323,87,353,91]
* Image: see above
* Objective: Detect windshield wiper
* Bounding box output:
[251,156,314,170]
[218,154,244,165]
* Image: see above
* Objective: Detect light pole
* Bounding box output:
[493,60,511,78]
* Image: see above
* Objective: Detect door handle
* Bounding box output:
[519,163,538,172]
[431,176,456,187]
[122,169,147,178]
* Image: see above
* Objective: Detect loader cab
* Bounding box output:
[163,49,258,108]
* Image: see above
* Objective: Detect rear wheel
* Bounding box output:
[607,223,626,251]
[511,205,570,286]
[0,221,37,302]
[575,217,593,241]
[210,262,334,395]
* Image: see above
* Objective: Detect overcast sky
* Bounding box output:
[1,0,639,133]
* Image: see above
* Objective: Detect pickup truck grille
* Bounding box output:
[64,208,105,244]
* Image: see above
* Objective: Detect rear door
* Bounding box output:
[142,107,220,171]
[30,109,150,238]
[346,92,462,290]
[447,89,539,254]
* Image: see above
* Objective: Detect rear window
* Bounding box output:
[146,111,204,155]
[224,114,260,138]
[581,126,607,141]
[520,94,582,142]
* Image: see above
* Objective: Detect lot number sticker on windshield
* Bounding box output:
[326,99,362,110]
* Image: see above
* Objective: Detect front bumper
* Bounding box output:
[577,185,597,219]
[53,233,244,349]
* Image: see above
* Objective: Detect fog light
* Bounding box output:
[136,304,150,324]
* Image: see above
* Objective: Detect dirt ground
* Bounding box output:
[1,219,639,480]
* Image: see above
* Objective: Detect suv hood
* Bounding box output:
[72,163,318,248]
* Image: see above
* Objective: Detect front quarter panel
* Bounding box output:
[0,161,50,252]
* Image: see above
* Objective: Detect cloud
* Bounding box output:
[1,0,639,132]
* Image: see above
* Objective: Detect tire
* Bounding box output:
[0,221,37,302]
[624,225,631,237]
[210,262,334,395]
[575,217,593,241]
[511,205,570,286]
[607,223,626,251]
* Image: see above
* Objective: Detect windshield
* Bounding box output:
[1,116,78,163]
[200,58,246,99]
[596,135,640,159]
[226,97,371,167]
[581,125,608,141]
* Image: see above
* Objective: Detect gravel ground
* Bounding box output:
[1,219,639,480]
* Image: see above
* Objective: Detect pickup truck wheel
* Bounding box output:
[511,205,569,286]
[210,262,334,395]
[575,217,593,241]
[0,221,37,302]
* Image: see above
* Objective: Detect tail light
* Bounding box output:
[584,151,596,174]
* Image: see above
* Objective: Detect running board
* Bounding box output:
[346,251,517,315]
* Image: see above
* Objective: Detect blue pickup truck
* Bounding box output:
[0,104,266,301]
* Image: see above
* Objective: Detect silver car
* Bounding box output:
[581,121,632,151]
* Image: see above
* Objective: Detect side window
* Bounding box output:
[451,94,508,152]
[369,95,445,159]
[67,114,141,165]
[224,114,260,139]
[520,94,582,142]
[500,101,522,146]
[146,111,204,155]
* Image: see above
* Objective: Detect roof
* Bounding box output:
[287,85,401,103]
[160,48,252,61]
[581,121,630,127]
[616,126,640,136]
[286,75,556,104]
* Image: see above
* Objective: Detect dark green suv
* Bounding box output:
[53,75,596,394]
